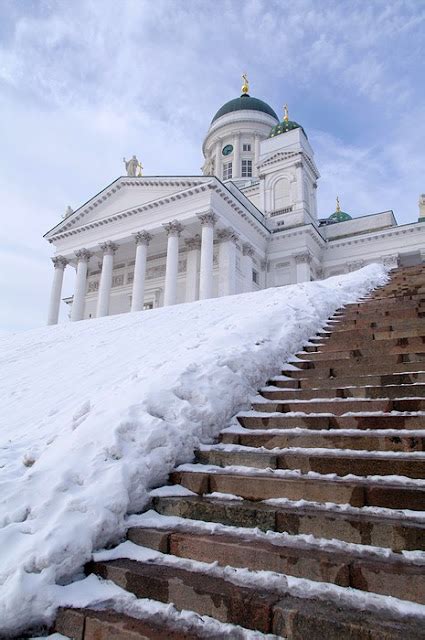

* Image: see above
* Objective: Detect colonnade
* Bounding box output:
[47,213,256,325]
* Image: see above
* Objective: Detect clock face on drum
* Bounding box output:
[222,144,233,156]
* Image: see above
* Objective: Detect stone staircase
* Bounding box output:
[55,264,425,639]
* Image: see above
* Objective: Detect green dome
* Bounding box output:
[269,119,306,138]
[328,210,352,223]
[211,94,278,124]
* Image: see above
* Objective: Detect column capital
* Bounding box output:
[347,260,365,272]
[51,255,68,269]
[185,235,202,250]
[135,231,153,246]
[382,254,399,268]
[75,248,92,262]
[163,220,183,237]
[99,241,118,255]
[294,251,312,265]
[242,243,255,258]
[197,211,217,227]
[217,227,239,244]
[295,161,303,169]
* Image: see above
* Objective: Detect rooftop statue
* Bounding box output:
[123,155,143,177]
[62,205,73,219]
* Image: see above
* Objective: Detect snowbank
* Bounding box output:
[0,264,387,635]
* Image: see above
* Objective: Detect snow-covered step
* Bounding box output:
[283,359,425,377]
[152,494,425,551]
[170,463,425,511]
[314,336,425,354]
[85,546,425,639]
[269,371,425,389]
[261,383,425,400]
[237,411,425,431]
[125,521,425,604]
[298,346,425,362]
[85,555,282,635]
[250,397,425,415]
[195,443,425,479]
[321,318,425,335]
[220,427,425,453]
[54,604,273,639]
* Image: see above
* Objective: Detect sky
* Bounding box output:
[1,0,424,332]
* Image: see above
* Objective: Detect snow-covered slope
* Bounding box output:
[0,264,387,635]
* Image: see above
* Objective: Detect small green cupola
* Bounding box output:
[328,196,352,223]
[268,104,307,138]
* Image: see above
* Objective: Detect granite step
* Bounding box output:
[297,346,425,361]
[128,524,425,603]
[170,467,425,510]
[220,428,425,452]
[283,360,425,377]
[84,557,425,640]
[55,606,240,639]
[237,412,425,431]
[326,307,425,326]
[269,371,425,388]
[153,494,425,551]
[314,333,425,350]
[318,319,425,334]
[251,397,425,415]
[195,445,425,478]
[261,383,425,399]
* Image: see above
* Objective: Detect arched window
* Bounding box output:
[273,178,291,211]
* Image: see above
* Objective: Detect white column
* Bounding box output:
[131,231,152,312]
[185,236,201,302]
[295,161,305,207]
[163,220,183,306]
[242,243,255,292]
[71,249,91,322]
[198,212,217,300]
[254,134,260,176]
[294,252,312,283]
[217,228,238,296]
[215,138,222,179]
[47,256,68,325]
[96,241,118,318]
[233,134,240,179]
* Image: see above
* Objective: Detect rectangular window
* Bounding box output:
[222,162,232,180]
[252,269,258,284]
[242,143,251,152]
[241,159,252,178]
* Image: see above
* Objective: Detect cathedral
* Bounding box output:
[44,77,425,324]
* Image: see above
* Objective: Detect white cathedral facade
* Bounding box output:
[45,78,425,324]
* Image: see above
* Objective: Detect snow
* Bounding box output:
[149,484,196,498]
[0,263,388,635]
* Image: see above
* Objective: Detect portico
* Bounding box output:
[44,78,425,325]
[45,179,267,323]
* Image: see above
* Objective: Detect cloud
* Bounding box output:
[0,0,424,330]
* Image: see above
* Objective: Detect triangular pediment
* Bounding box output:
[44,176,210,240]
[258,151,319,179]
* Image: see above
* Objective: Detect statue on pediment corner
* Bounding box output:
[123,155,143,177]
[62,205,73,219]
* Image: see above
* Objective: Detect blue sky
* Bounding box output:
[1,0,424,331]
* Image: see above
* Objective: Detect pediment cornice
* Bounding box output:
[44,176,211,242]
[45,176,270,243]
[44,176,212,242]
[258,150,320,179]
